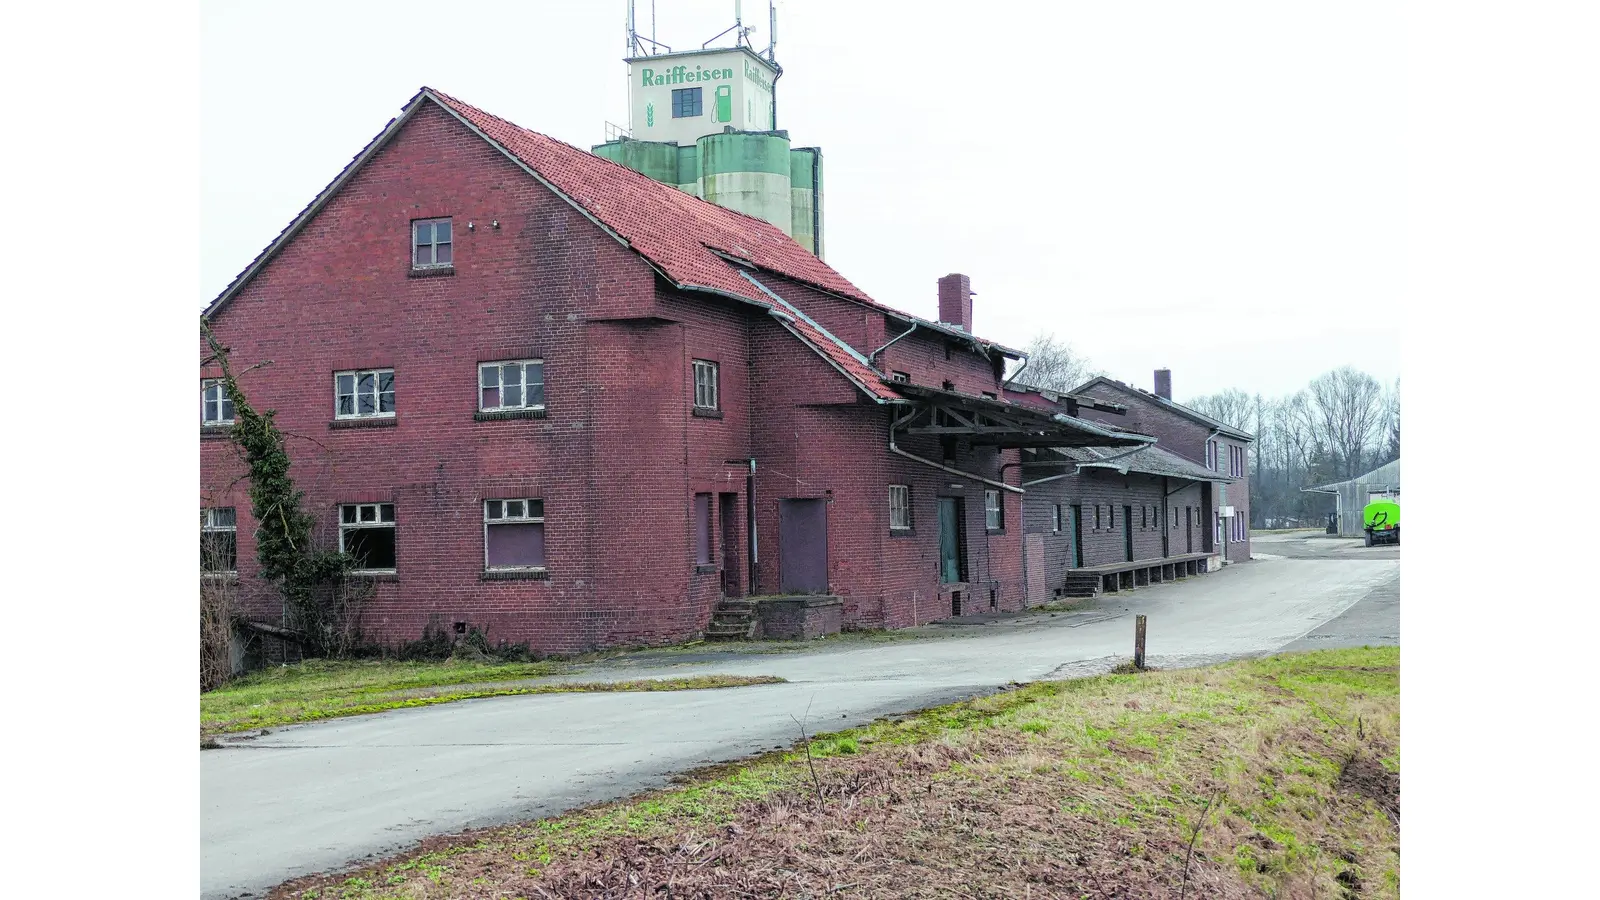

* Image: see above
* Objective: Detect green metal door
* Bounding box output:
[714,85,733,123]
[938,498,962,584]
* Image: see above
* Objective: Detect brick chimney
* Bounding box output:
[937,273,972,333]
[1154,368,1172,400]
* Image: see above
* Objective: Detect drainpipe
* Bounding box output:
[1000,353,1029,390]
[868,322,918,366]
[727,457,759,594]
[889,413,1023,495]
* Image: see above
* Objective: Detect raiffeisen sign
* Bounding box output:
[639,64,736,86]
[626,46,779,147]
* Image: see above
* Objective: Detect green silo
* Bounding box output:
[698,130,793,237]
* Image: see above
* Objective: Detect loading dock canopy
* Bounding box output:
[891,383,1153,449]
[1027,444,1232,483]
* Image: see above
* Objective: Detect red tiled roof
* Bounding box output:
[424,88,910,401]
[426,88,872,309]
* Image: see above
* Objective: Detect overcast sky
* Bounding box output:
[202,0,1402,401]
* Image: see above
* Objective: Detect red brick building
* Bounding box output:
[199,88,1146,654]
[1073,370,1254,565]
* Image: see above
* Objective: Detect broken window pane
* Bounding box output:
[342,505,357,524]
[360,504,376,522]
[345,526,397,570]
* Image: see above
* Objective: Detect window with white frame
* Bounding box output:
[889,484,912,531]
[340,503,397,571]
[412,218,453,268]
[890,371,911,384]
[479,360,545,411]
[201,508,237,573]
[201,379,234,425]
[985,489,1002,530]
[484,499,545,570]
[1207,439,1218,471]
[335,369,395,419]
[1052,504,1062,533]
[692,359,719,410]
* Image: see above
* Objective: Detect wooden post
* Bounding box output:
[1134,615,1147,671]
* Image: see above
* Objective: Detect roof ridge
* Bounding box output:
[422,87,837,255]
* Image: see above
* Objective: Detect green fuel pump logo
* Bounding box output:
[645,102,655,128]
[714,85,732,123]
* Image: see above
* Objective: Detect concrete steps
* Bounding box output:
[705,598,756,641]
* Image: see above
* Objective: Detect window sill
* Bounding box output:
[201,424,234,440]
[330,417,398,430]
[200,572,238,582]
[691,407,723,419]
[693,563,719,575]
[889,528,916,538]
[475,408,548,422]
[408,265,455,278]
[348,571,398,582]
[986,528,1006,535]
[482,569,550,581]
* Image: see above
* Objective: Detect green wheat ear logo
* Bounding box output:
[646,103,655,127]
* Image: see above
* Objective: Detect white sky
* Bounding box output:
[202,0,1402,401]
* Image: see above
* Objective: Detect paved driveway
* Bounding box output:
[202,550,1399,899]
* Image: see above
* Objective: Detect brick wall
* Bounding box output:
[201,99,1032,655]
[1020,468,1206,597]
[1077,382,1251,560]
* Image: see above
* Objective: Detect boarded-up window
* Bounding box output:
[340,503,397,570]
[484,499,545,569]
[694,493,713,564]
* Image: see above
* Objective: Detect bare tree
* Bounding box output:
[1188,389,1256,434]
[1381,378,1400,463]
[1307,367,1385,479]
[1012,333,1097,393]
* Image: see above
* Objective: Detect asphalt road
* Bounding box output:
[201,540,1399,899]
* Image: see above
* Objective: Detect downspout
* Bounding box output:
[1000,353,1029,390]
[868,322,918,366]
[747,459,758,594]
[889,412,1023,495]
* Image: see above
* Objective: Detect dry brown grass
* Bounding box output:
[275,647,1399,900]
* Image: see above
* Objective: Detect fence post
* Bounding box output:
[1134,614,1147,671]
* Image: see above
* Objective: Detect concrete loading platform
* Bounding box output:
[1058,552,1216,599]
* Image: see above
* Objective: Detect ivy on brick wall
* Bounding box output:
[201,315,357,657]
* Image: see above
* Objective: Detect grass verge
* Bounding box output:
[201,659,784,737]
[273,646,1399,900]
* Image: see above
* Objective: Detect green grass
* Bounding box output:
[201,659,784,736]
[275,647,1400,900]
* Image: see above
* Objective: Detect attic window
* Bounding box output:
[412,218,453,268]
[891,371,910,384]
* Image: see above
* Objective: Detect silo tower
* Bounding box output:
[593,1,825,258]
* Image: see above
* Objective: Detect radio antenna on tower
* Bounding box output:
[625,0,671,56]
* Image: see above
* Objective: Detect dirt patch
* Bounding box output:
[1338,749,1400,823]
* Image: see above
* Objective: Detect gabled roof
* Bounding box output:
[1073,376,1254,442]
[203,87,1024,404]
